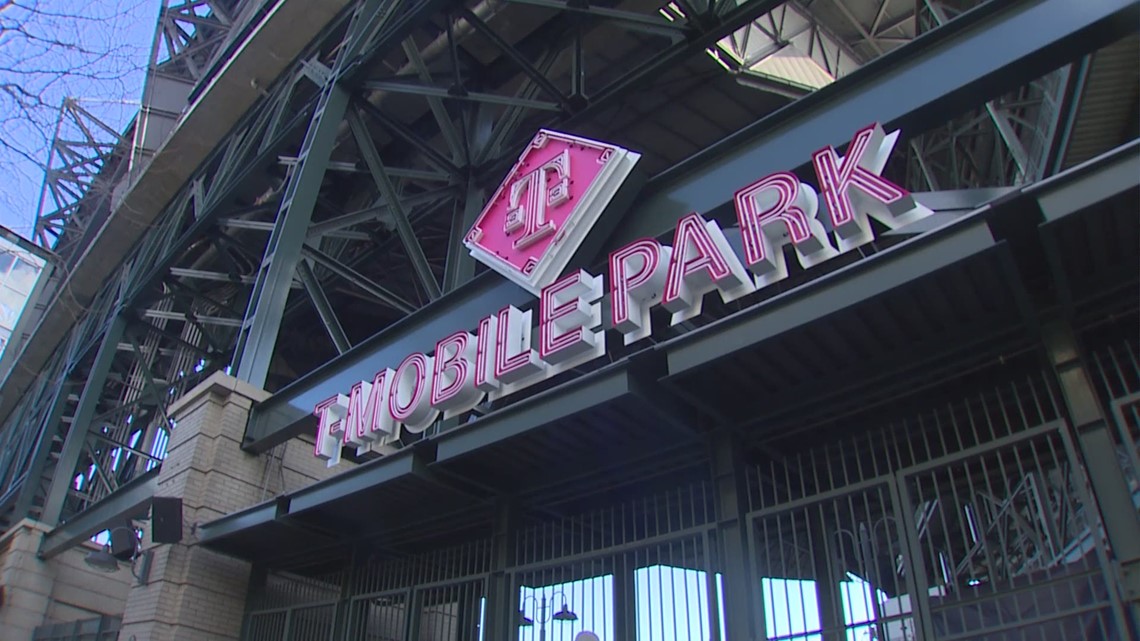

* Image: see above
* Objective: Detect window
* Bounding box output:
[146,428,170,471]
[9,258,38,292]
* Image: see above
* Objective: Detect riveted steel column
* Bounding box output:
[232,81,349,387]
[40,314,129,525]
[710,429,756,640]
[12,377,75,520]
[484,498,519,640]
[230,0,419,389]
[1044,320,1140,619]
[442,178,484,292]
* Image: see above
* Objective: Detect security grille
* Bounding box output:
[745,366,1127,641]
[242,353,1135,641]
[1090,340,1140,512]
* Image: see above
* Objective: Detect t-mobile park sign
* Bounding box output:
[313,125,931,465]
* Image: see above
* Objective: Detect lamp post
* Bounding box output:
[518,591,578,641]
[833,517,899,641]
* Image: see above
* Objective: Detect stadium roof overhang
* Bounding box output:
[236,0,1140,456]
[0,0,354,423]
[197,140,1138,566]
[20,0,1139,558]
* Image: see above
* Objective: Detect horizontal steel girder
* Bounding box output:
[142,309,244,328]
[607,0,1140,249]
[361,79,562,111]
[238,0,1138,454]
[38,468,160,560]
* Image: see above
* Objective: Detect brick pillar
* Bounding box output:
[0,519,133,638]
[117,373,273,641]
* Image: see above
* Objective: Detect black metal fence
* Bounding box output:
[242,343,1138,640]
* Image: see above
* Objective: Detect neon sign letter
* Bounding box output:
[539,269,604,364]
[734,171,837,287]
[313,393,349,466]
[495,306,544,385]
[662,213,754,324]
[343,369,397,451]
[609,239,669,345]
[812,124,931,253]
[388,353,437,433]
[431,331,483,416]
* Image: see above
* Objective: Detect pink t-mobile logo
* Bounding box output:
[504,149,570,250]
[465,130,641,295]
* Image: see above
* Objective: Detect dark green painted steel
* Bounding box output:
[607,0,1140,250]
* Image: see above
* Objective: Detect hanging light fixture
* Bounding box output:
[82,526,153,585]
[552,603,578,622]
[517,610,535,627]
[83,544,120,573]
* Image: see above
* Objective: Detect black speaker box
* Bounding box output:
[109,526,136,561]
[151,497,183,544]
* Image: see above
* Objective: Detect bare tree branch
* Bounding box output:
[0,0,151,237]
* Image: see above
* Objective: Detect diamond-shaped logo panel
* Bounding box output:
[465,130,640,294]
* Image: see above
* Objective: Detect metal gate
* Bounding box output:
[246,569,342,641]
[748,475,919,641]
[241,361,1137,641]
[744,374,1129,641]
[900,420,1127,640]
[1091,340,1140,525]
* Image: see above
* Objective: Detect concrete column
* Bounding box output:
[0,519,132,639]
[117,372,340,641]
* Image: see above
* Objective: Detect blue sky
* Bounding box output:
[0,0,158,239]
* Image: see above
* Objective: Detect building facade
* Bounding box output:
[0,0,1136,640]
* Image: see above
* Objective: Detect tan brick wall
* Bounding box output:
[117,372,353,641]
[117,373,266,641]
[0,373,354,641]
[0,519,132,640]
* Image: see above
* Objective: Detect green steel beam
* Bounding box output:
[297,259,352,354]
[9,372,72,522]
[442,178,483,292]
[40,314,128,526]
[301,245,417,315]
[347,107,443,300]
[38,467,160,560]
[231,83,351,387]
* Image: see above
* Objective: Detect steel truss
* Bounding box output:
[33,2,243,258]
[0,0,1129,537]
[152,0,240,82]
[32,99,132,260]
[902,1,1075,191]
